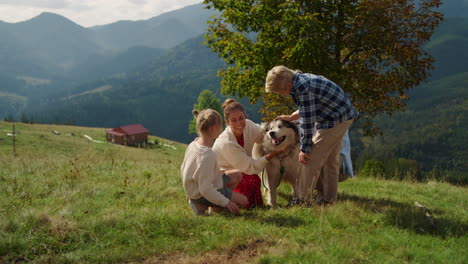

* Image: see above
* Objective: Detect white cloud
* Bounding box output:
[0,0,203,27]
[129,0,148,5]
[0,0,73,9]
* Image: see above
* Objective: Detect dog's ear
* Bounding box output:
[283,120,296,129]
[261,122,270,132]
[283,120,300,143]
[293,124,299,143]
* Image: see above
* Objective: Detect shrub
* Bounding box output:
[359,160,386,178]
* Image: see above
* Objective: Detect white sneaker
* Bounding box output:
[189,200,208,216]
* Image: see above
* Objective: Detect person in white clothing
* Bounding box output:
[213,99,288,208]
[181,108,248,215]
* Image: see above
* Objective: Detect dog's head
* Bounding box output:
[262,119,299,152]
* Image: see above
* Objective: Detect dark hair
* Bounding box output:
[221,99,246,121]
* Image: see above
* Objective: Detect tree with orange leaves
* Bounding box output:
[204,0,443,135]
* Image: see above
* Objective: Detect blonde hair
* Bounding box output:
[265,65,295,93]
[192,108,222,135]
[221,99,246,121]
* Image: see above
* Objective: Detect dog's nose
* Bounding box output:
[269,131,276,137]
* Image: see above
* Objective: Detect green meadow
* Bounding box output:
[0,122,466,263]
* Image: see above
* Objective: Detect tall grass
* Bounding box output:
[0,122,466,263]
[358,158,468,185]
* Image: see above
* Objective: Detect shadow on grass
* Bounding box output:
[239,208,307,228]
[340,193,467,239]
[249,214,307,228]
[277,191,294,202]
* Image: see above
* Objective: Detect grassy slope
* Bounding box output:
[0,122,466,263]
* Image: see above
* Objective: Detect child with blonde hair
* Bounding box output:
[181,108,248,215]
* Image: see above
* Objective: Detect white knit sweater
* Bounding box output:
[180,139,230,207]
[213,119,268,175]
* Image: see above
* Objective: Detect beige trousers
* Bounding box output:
[299,119,353,203]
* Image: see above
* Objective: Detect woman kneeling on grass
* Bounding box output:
[213,99,288,208]
[181,108,248,215]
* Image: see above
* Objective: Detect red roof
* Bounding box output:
[111,124,149,135]
[106,129,126,136]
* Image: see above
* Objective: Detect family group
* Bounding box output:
[181,65,359,215]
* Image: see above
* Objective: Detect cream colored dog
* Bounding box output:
[253,119,303,206]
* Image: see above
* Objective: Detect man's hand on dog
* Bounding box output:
[299,151,312,164]
[275,115,294,121]
[275,111,299,122]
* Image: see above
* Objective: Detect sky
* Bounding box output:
[0,0,203,27]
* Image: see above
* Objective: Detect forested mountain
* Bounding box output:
[425,18,468,81]
[0,3,212,77]
[90,3,215,50]
[0,3,212,76]
[0,26,49,77]
[28,34,262,143]
[69,46,165,82]
[352,16,468,183]
[1,12,101,75]
[30,35,236,143]
[0,3,213,120]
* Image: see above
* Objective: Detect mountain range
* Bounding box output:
[0,1,467,180]
[0,3,214,86]
[0,3,216,120]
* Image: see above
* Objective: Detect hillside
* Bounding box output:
[3,12,101,74]
[90,3,215,50]
[0,3,213,75]
[0,3,214,119]
[351,17,468,184]
[30,35,262,143]
[0,121,466,263]
[2,1,467,182]
[425,18,468,81]
[29,35,225,143]
[27,17,468,179]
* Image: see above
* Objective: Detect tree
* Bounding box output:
[188,89,223,134]
[203,0,443,135]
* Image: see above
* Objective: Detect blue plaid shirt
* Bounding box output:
[290,73,359,153]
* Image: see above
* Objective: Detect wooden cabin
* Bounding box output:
[106,124,149,146]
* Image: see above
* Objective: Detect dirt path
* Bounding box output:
[131,239,270,264]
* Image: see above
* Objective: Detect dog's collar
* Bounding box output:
[279,144,296,159]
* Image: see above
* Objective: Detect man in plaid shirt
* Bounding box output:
[265,65,359,205]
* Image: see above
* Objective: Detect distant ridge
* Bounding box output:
[89,3,214,50]
[0,3,213,78]
[27,12,79,23]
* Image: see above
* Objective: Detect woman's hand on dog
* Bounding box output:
[299,151,312,164]
[266,145,290,160]
[279,145,290,154]
[226,201,240,214]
